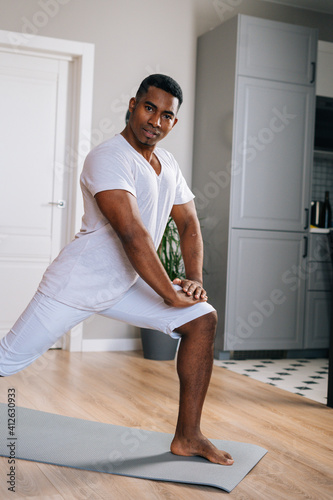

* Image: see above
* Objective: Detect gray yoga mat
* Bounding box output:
[0,403,267,492]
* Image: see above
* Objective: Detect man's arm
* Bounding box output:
[95,190,207,307]
[170,200,208,301]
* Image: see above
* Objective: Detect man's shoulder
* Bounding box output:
[83,135,135,172]
[82,135,134,182]
[87,134,127,158]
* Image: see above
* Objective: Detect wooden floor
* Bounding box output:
[0,350,332,499]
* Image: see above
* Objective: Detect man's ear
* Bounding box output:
[172,117,178,128]
[128,97,136,113]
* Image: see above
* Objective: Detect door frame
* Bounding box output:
[0,30,95,352]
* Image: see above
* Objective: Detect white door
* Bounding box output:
[0,50,70,341]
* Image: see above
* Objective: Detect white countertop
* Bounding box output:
[310,227,332,234]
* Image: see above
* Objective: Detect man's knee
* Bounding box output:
[207,310,218,328]
[177,310,218,337]
[202,310,218,338]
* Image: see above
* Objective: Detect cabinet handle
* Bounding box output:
[304,208,309,230]
[310,62,316,84]
[303,236,308,258]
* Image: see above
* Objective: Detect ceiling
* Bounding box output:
[261,0,333,14]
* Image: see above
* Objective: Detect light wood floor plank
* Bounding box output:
[0,350,332,499]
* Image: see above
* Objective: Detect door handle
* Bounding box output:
[48,200,66,209]
[304,208,309,230]
[303,236,308,258]
[310,62,316,84]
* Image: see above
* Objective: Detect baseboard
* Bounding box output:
[216,349,329,360]
[82,338,142,352]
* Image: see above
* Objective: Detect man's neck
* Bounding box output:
[121,127,155,165]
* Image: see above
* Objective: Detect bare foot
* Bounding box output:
[170,432,234,465]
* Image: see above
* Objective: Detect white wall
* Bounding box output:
[0,0,197,180]
[0,0,198,343]
[1,0,332,345]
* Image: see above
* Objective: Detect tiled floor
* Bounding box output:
[214,358,329,404]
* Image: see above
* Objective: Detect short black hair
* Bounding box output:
[135,74,183,109]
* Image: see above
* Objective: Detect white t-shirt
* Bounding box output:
[38,134,194,310]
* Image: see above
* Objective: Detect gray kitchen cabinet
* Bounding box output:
[192,14,318,354]
[225,230,306,351]
[304,234,332,349]
[304,292,332,349]
[309,233,332,264]
[237,15,317,85]
[231,76,314,231]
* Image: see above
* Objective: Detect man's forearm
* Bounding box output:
[95,191,205,308]
[179,221,204,284]
[119,226,177,303]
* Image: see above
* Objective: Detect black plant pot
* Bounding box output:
[140,328,179,360]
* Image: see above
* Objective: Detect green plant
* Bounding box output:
[158,217,185,281]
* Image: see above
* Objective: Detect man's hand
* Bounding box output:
[172,278,208,301]
[163,278,208,307]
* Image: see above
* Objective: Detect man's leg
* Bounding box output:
[0,292,91,376]
[170,311,234,465]
[98,278,233,464]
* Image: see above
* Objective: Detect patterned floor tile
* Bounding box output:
[214,358,329,404]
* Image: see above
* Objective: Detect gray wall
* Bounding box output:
[194,0,333,40]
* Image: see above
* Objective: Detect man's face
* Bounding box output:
[128,86,179,147]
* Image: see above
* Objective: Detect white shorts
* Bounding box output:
[0,278,215,376]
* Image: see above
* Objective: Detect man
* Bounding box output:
[0,74,234,466]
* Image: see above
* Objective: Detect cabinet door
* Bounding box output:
[238,15,317,85]
[317,41,333,98]
[231,77,314,231]
[308,263,332,291]
[224,230,306,351]
[304,292,331,349]
[309,234,332,263]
